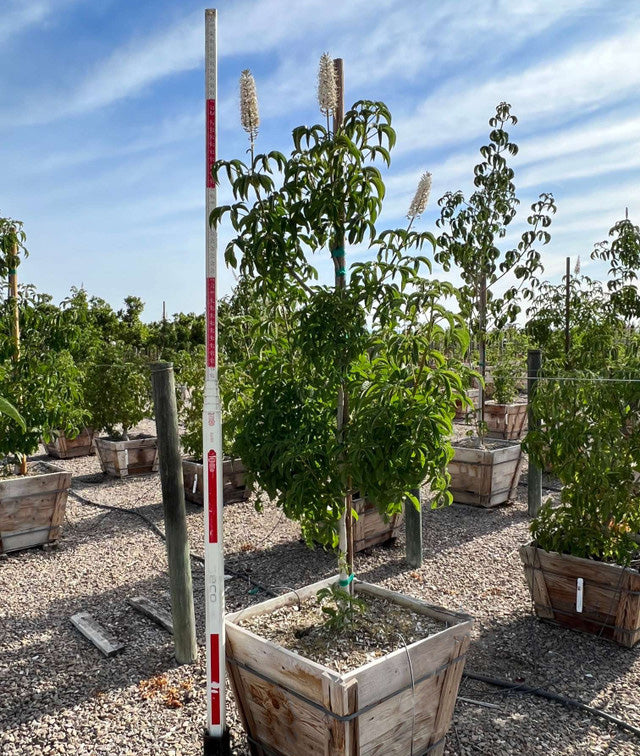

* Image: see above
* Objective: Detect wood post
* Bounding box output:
[527,349,542,518]
[405,487,422,568]
[150,361,197,664]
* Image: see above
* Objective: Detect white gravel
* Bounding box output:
[1,419,639,755]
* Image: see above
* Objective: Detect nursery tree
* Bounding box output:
[435,103,556,427]
[591,211,640,325]
[0,219,86,469]
[210,59,468,583]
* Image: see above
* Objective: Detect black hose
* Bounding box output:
[464,671,640,738]
[68,489,278,597]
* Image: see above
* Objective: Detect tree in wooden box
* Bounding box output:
[0,217,81,552]
[435,103,556,506]
[87,340,157,477]
[521,215,640,646]
[209,59,473,755]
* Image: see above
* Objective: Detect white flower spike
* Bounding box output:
[318,53,337,117]
[239,69,260,142]
[407,172,432,220]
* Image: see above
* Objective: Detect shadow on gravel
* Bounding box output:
[0,571,200,728]
[449,610,640,755]
[468,609,640,699]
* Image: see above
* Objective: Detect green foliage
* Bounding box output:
[84,341,151,439]
[0,396,25,430]
[0,347,85,460]
[525,367,640,565]
[435,103,556,332]
[526,274,624,369]
[211,98,468,549]
[147,312,205,362]
[316,584,367,631]
[592,215,640,323]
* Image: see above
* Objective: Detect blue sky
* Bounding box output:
[2,0,639,321]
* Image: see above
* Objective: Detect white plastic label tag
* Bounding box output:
[576,577,584,613]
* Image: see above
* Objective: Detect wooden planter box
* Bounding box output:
[95,436,159,478]
[454,388,479,420]
[352,496,403,552]
[484,401,528,440]
[0,465,72,554]
[182,458,249,505]
[520,543,640,647]
[44,427,96,459]
[226,577,473,756]
[448,440,522,507]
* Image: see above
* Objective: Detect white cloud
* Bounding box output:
[394,23,640,154]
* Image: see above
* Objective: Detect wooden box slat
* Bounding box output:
[182,458,250,506]
[95,437,159,478]
[45,428,96,459]
[0,467,72,553]
[449,441,522,508]
[485,402,528,440]
[520,543,640,647]
[225,578,472,756]
[352,498,402,552]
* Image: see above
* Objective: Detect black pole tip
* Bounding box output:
[203,729,232,756]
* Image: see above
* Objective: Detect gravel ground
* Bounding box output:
[1,419,640,755]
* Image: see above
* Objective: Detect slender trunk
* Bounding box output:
[332,58,354,588]
[9,232,25,474]
[478,270,487,443]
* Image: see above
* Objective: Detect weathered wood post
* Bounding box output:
[150,361,197,664]
[405,487,422,568]
[527,349,542,518]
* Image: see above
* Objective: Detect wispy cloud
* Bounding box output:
[394,23,640,154]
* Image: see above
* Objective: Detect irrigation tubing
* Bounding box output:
[68,489,278,597]
[463,672,640,739]
[68,490,640,740]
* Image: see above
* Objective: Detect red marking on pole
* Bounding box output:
[210,633,221,725]
[206,99,216,188]
[210,633,220,682]
[206,276,216,368]
[208,450,218,544]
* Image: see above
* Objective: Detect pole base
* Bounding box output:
[203,729,231,756]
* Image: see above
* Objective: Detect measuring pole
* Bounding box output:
[203,10,230,755]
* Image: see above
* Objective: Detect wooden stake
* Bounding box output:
[565,256,570,360]
[150,361,197,664]
[405,487,422,568]
[527,349,542,518]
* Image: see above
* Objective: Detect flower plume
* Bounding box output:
[239,69,260,142]
[407,172,432,220]
[317,53,337,117]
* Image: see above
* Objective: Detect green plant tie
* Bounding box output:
[331,247,345,258]
[8,269,16,275]
[336,267,346,276]
[338,573,355,587]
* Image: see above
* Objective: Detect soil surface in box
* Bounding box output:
[238,594,445,673]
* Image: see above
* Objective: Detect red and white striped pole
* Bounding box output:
[203,9,230,755]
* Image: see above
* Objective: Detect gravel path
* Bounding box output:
[1,421,639,755]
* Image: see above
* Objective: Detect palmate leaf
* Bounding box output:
[0,396,25,431]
